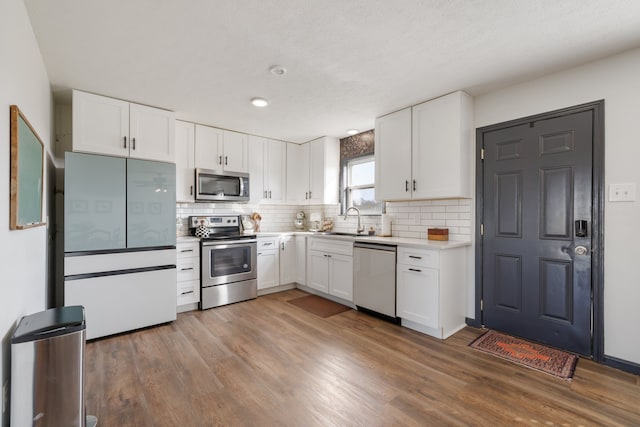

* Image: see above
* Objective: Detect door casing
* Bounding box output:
[473,100,605,361]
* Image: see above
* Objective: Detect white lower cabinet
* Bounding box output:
[307,237,353,302]
[177,240,200,307]
[257,237,280,290]
[295,235,306,286]
[280,234,297,285]
[396,246,466,339]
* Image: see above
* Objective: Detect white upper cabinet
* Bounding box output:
[375,91,472,201]
[249,136,286,204]
[175,120,195,203]
[287,137,339,205]
[72,90,175,163]
[374,107,412,201]
[412,91,472,199]
[195,125,248,173]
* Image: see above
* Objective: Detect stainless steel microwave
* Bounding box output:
[195,169,250,202]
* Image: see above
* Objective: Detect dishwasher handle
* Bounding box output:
[353,242,397,252]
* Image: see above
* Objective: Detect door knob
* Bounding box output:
[575,246,588,256]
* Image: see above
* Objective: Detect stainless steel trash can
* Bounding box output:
[11,306,87,426]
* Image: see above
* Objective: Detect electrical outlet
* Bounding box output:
[2,381,7,414]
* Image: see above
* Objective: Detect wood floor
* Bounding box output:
[86,289,640,426]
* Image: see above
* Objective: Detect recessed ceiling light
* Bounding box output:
[270,65,287,76]
[347,129,359,135]
[251,97,269,107]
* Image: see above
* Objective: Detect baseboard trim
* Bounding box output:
[602,355,640,375]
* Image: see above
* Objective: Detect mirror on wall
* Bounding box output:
[10,105,45,230]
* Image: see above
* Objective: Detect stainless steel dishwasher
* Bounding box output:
[353,242,398,320]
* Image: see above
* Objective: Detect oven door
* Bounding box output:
[201,240,257,287]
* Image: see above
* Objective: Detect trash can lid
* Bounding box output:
[11,306,85,344]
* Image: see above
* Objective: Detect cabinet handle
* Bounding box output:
[123,136,127,149]
[132,137,136,150]
[405,180,409,192]
[258,252,262,256]
[263,242,273,246]
[180,249,193,253]
[408,255,422,259]
[269,190,272,199]
[180,267,194,271]
[190,185,193,196]
[413,179,416,191]
[308,191,312,199]
[180,290,194,295]
[264,190,267,198]
[281,242,285,251]
[225,156,228,165]
[219,155,223,165]
[409,268,422,272]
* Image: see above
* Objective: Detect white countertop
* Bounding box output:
[256,231,471,250]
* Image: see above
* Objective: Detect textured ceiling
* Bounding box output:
[24,0,640,143]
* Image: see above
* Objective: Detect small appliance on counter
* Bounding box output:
[241,215,255,234]
[428,228,449,241]
[294,211,306,230]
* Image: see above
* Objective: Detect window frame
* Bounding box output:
[340,154,382,216]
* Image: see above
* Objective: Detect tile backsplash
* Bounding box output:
[177,199,472,242]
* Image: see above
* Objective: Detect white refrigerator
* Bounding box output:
[63,152,177,339]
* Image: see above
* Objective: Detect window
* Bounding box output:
[343,155,383,215]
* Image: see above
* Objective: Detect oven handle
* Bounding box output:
[202,239,257,247]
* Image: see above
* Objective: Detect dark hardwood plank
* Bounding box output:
[85,289,640,426]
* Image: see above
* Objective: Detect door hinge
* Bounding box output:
[481,148,485,160]
[480,223,484,236]
[480,299,484,311]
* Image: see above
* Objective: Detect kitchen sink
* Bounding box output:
[313,231,365,237]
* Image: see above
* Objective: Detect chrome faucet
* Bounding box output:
[344,206,365,234]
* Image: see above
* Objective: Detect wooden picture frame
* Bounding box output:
[10,105,45,230]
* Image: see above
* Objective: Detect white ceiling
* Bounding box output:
[24,0,640,143]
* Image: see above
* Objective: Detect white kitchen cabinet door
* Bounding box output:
[308,137,339,205]
[257,249,280,290]
[249,135,266,203]
[308,250,329,293]
[397,265,439,329]
[286,143,310,204]
[222,130,249,173]
[175,120,195,202]
[194,124,223,171]
[295,235,306,285]
[328,253,353,301]
[265,139,287,203]
[374,107,412,201]
[411,91,472,199]
[280,235,297,285]
[129,103,175,163]
[72,90,130,157]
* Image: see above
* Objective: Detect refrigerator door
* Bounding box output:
[64,152,126,252]
[127,159,176,248]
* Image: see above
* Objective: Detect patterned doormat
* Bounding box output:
[287,294,351,318]
[469,330,578,379]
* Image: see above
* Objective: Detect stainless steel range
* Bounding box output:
[189,215,257,310]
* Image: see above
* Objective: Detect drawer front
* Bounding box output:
[177,259,199,281]
[308,237,353,256]
[397,247,439,269]
[177,279,200,305]
[177,241,199,259]
[257,237,279,250]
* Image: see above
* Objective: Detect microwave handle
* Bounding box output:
[239,177,245,196]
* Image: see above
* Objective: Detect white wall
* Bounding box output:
[474,47,640,365]
[0,0,52,422]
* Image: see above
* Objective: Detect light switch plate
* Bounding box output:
[609,183,636,202]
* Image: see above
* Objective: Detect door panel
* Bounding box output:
[482,110,593,355]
